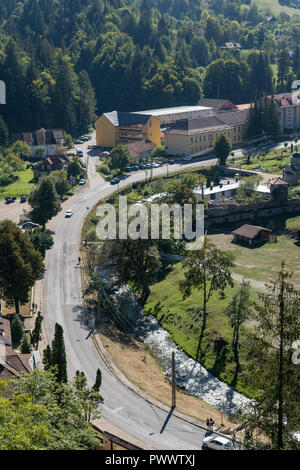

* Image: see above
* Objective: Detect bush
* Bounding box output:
[98,164,110,175]
[11,314,24,345]
[20,333,31,353]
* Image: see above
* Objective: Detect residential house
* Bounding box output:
[125,140,156,163]
[0,316,34,386]
[12,128,65,158]
[193,179,270,201]
[164,110,248,157]
[221,42,242,51]
[33,155,70,180]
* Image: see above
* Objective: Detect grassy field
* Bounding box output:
[209,230,300,288]
[144,226,300,396]
[0,168,35,199]
[144,261,258,396]
[253,0,300,15]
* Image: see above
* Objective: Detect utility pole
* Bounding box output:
[172,351,176,409]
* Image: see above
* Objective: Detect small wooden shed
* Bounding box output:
[232,224,272,246]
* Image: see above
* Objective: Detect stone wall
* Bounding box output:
[205,198,300,229]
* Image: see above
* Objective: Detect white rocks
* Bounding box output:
[98,269,251,415]
[134,315,251,415]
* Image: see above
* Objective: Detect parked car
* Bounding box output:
[138,164,146,169]
[74,139,84,144]
[182,155,192,162]
[5,196,13,204]
[77,148,83,156]
[21,221,39,229]
[145,163,152,169]
[78,179,86,185]
[202,435,235,451]
[124,166,132,172]
[20,195,27,203]
[151,162,160,168]
[110,177,120,185]
[65,209,73,218]
[131,165,139,171]
[100,151,110,158]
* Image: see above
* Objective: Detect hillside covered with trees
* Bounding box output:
[0,0,300,140]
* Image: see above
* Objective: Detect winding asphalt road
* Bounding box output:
[42,140,226,450]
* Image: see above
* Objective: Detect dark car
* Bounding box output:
[5,196,13,204]
[21,221,39,229]
[110,177,120,185]
[138,164,146,169]
[131,165,138,171]
[20,195,27,203]
[124,166,131,172]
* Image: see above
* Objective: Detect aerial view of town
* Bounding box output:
[0,0,299,458]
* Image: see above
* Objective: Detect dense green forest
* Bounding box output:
[0,0,300,140]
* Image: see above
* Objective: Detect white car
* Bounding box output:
[65,210,73,218]
[78,179,86,185]
[202,435,235,451]
[77,148,83,156]
[183,155,192,161]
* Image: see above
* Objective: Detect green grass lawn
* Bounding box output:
[253,0,300,15]
[144,261,258,396]
[144,227,300,396]
[210,231,300,287]
[0,168,35,199]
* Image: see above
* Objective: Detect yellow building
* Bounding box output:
[164,110,248,157]
[95,111,161,148]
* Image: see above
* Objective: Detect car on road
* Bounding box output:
[5,196,14,204]
[65,209,73,218]
[110,177,120,185]
[21,221,39,229]
[182,155,192,162]
[145,163,152,169]
[202,435,235,451]
[74,139,84,144]
[151,162,160,168]
[124,166,132,172]
[138,164,146,169]
[20,195,27,203]
[131,165,139,171]
[78,179,86,185]
[77,148,83,156]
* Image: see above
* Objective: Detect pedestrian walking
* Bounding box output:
[78,256,81,265]
[206,418,210,430]
[209,418,214,431]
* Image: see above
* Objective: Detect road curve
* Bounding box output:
[43,149,221,450]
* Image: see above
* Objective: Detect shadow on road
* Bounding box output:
[160,406,175,434]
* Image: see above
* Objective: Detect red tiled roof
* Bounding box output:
[125,140,156,159]
[273,93,300,107]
